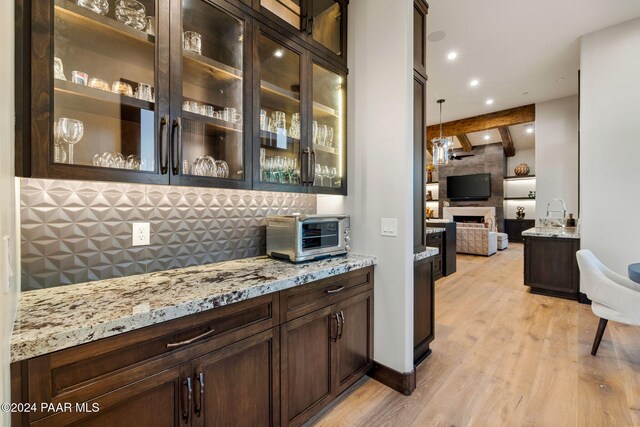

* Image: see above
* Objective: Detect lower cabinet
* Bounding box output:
[524,236,580,300]
[414,256,434,366]
[12,267,374,427]
[281,291,373,427]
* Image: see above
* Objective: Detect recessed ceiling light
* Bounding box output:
[469,79,479,87]
[484,135,491,141]
[274,49,284,58]
[485,99,494,105]
[526,126,534,134]
[447,51,458,60]
[427,31,446,42]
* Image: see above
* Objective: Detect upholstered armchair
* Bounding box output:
[455,223,497,256]
[576,249,640,355]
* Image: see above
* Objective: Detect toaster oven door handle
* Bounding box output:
[299,214,348,222]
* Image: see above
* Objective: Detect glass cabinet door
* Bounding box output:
[257,33,303,189]
[310,62,345,192]
[310,0,343,57]
[179,0,245,183]
[53,0,159,174]
[260,0,302,30]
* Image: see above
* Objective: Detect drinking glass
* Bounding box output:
[183,31,203,55]
[260,109,269,131]
[327,127,334,148]
[328,167,337,187]
[115,0,146,31]
[88,78,110,91]
[315,163,324,186]
[318,125,328,146]
[223,107,241,123]
[76,0,109,15]
[54,57,66,81]
[57,118,84,165]
[289,113,301,139]
[112,81,133,97]
[271,111,286,130]
[144,16,155,36]
[135,83,153,101]
[312,121,318,145]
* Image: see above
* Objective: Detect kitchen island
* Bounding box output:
[523,227,581,301]
[11,254,377,426]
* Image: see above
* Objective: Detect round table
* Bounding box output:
[629,263,640,284]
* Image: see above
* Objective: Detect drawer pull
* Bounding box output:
[167,328,216,348]
[326,286,345,294]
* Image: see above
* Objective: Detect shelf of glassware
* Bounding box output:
[55,0,154,46]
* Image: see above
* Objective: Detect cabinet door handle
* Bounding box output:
[167,328,215,348]
[331,313,339,342]
[310,149,317,184]
[325,285,345,294]
[307,16,314,35]
[181,377,193,424]
[171,117,182,175]
[338,310,345,339]
[302,147,311,185]
[159,115,169,175]
[194,372,204,417]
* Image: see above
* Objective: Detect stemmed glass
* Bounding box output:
[315,163,324,186]
[57,118,84,165]
[327,167,337,187]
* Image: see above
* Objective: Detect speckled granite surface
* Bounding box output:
[425,227,446,234]
[11,254,377,362]
[414,247,439,262]
[521,227,580,239]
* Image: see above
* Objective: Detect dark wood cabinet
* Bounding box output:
[412,0,428,253]
[281,272,373,426]
[414,256,434,365]
[17,0,348,195]
[426,232,443,280]
[505,219,535,243]
[427,222,457,277]
[524,236,580,300]
[194,328,280,426]
[12,268,373,426]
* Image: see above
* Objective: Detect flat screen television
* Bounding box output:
[447,173,491,200]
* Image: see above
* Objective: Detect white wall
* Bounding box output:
[580,18,640,274]
[317,0,415,373]
[0,0,18,424]
[535,96,579,224]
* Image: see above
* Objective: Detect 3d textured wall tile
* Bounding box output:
[21,178,316,290]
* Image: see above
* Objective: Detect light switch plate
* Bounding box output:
[132,222,151,246]
[380,218,398,237]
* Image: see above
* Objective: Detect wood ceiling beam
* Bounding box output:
[456,134,473,152]
[426,104,535,141]
[426,139,433,156]
[499,127,515,157]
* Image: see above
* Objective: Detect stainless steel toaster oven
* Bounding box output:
[266,214,351,263]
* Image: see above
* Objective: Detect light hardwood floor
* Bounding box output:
[312,244,640,427]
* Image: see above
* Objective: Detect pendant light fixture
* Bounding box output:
[431,99,453,166]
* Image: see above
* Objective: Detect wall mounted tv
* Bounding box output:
[447,173,491,201]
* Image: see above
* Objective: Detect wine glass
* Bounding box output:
[57,118,84,165]
[315,163,324,186]
[328,167,337,187]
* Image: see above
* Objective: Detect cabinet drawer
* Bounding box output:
[22,294,278,421]
[426,232,442,244]
[280,267,374,322]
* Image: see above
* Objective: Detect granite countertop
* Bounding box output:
[11,254,377,362]
[425,227,446,234]
[414,247,440,262]
[522,227,581,239]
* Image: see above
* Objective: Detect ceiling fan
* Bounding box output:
[449,149,475,160]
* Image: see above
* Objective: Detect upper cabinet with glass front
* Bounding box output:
[257,0,347,65]
[19,0,348,194]
[25,0,170,184]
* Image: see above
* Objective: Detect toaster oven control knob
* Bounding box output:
[345,243,351,252]
[344,228,351,243]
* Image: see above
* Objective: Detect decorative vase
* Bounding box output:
[427,170,433,183]
[528,191,536,199]
[426,190,433,201]
[514,163,530,176]
[516,206,526,219]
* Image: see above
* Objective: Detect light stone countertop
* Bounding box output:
[414,247,440,262]
[522,227,581,239]
[11,254,377,362]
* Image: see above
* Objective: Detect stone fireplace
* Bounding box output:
[444,207,497,231]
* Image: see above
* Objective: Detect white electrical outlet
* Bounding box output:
[380,218,398,237]
[132,222,151,246]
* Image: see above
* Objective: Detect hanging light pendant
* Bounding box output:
[431,99,453,166]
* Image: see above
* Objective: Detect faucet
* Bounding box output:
[546,198,567,219]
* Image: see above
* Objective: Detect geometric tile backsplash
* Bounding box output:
[20,178,316,290]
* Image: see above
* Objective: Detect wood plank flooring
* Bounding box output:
[311,244,640,427]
